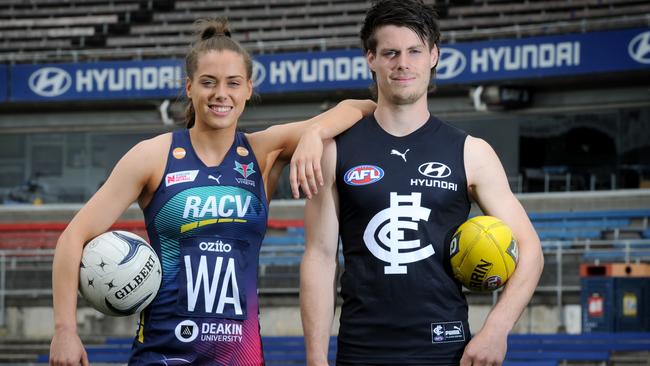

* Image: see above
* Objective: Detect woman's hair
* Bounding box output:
[184,18,253,128]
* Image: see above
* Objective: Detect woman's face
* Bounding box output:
[186,50,252,131]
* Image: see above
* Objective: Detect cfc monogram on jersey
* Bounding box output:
[363,192,434,274]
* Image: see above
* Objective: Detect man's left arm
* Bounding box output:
[460,136,544,366]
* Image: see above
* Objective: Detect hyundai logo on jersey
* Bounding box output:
[418,162,451,178]
[344,165,384,186]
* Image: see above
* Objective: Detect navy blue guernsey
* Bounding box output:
[131,129,268,365]
[335,115,471,365]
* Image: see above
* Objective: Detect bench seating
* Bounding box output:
[36,333,650,364]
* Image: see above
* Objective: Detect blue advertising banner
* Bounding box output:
[435,27,650,84]
[7,27,650,101]
[252,49,371,93]
[0,64,7,102]
[254,27,650,90]
[11,59,184,101]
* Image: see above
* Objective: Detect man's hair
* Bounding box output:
[360,0,441,54]
[360,0,441,95]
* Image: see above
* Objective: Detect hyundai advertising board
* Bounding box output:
[8,27,650,102]
[11,59,184,102]
[0,64,7,102]
[0,64,9,103]
[435,27,650,84]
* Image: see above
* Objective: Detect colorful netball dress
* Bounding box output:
[130,129,268,365]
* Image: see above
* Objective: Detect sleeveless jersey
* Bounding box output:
[130,129,268,365]
[335,115,471,365]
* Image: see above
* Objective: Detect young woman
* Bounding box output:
[49,18,374,366]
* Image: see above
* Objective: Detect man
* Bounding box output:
[299,1,544,365]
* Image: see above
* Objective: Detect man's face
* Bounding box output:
[367,25,438,106]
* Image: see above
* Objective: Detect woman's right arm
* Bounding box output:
[49,136,166,366]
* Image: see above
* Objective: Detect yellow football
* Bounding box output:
[450,216,518,292]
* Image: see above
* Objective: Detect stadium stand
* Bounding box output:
[0,0,649,363]
[1,0,649,62]
[26,333,650,365]
[1,209,649,299]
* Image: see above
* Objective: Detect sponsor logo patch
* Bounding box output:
[208,174,221,184]
[234,161,255,178]
[390,148,409,162]
[431,321,466,344]
[175,319,199,343]
[173,147,186,159]
[165,170,199,187]
[344,165,384,186]
[418,162,451,178]
[236,146,249,157]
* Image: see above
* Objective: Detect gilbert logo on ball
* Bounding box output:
[79,231,162,316]
[450,216,518,292]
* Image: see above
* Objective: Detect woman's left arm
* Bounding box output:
[248,99,375,198]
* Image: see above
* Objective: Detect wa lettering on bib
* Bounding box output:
[177,236,247,319]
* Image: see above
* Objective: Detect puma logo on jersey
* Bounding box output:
[390,149,410,162]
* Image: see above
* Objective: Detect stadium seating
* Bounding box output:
[33,333,650,364]
[532,209,650,241]
[1,0,648,63]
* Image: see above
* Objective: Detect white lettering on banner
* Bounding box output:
[184,255,242,315]
[268,57,371,85]
[75,66,182,93]
[182,195,251,219]
[471,42,580,73]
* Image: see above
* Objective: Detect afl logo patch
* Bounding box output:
[344,165,384,186]
[236,146,249,157]
[173,147,186,159]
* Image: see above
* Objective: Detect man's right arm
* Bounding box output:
[300,140,340,366]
